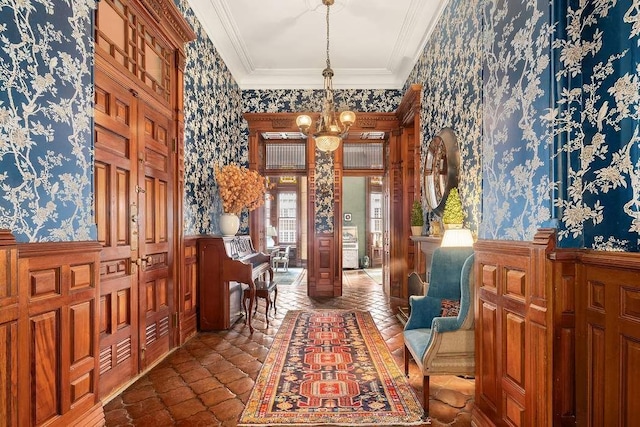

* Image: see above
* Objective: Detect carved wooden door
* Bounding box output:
[94,69,140,397]
[94,73,175,393]
[136,100,174,370]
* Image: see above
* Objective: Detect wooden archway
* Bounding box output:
[244,84,421,299]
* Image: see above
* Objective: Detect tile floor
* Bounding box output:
[103,269,474,426]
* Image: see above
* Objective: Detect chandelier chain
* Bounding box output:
[325,2,331,70]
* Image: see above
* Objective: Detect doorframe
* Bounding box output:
[244,85,421,298]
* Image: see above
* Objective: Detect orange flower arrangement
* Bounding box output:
[215,164,271,215]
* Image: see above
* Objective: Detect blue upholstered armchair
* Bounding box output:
[403,246,475,415]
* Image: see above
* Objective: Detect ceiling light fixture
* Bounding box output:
[296,0,356,152]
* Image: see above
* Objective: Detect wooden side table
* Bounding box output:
[243,280,278,328]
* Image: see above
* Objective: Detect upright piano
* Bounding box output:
[197,235,272,332]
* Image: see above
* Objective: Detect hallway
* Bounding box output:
[103,270,474,426]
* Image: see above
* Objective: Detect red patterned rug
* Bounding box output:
[238,309,424,426]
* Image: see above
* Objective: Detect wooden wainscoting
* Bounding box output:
[576,251,640,426]
[17,239,104,427]
[474,231,640,426]
[472,229,576,427]
[178,237,199,344]
[0,230,18,426]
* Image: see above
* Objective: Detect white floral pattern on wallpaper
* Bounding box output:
[403,0,483,237]
[0,0,95,242]
[546,0,640,251]
[242,89,401,233]
[174,0,247,236]
[481,0,554,241]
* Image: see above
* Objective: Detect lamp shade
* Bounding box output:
[339,110,356,126]
[440,228,474,247]
[315,134,341,152]
[266,226,277,237]
[296,115,312,132]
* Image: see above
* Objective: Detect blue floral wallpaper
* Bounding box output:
[405,0,639,251]
[1,0,638,251]
[548,1,640,251]
[481,0,555,241]
[0,0,95,242]
[174,0,247,236]
[403,0,483,237]
[242,89,401,233]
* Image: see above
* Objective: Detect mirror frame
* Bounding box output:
[423,127,460,216]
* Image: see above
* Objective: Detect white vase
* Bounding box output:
[220,213,240,236]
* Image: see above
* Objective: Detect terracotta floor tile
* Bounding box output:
[225,376,254,396]
[188,376,224,395]
[159,385,196,407]
[199,387,235,407]
[103,269,474,426]
[167,397,207,421]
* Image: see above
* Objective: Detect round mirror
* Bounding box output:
[423,128,459,215]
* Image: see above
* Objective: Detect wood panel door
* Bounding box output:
[94,70,140,397]
[94,70,175,392]
[137,100,174,369]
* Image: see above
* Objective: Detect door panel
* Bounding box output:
[138,101,173,369]
[94,70,139,398]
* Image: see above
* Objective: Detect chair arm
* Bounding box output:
[431,316,460,333]
[404,295,442,330]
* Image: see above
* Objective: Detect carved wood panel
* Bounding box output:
[17,242,103,427]
[313,236,335,296]
[473,231,556,427]
[576,254,640,426]
[94,69,139,398]
[0,231,17,427]
[178,237,198,344]
[138,100,174,369]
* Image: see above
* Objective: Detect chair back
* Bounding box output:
[427,247,474,300]
[458,253,475,329]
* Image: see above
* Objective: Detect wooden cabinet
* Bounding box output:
[398,236,441,323]
[369,245,383,267]
[409,236,441,284]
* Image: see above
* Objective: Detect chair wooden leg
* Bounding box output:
[404,345,409,376]
[423,375,429,416]
[272,287,278,314]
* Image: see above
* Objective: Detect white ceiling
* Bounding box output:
[187,0,448,90]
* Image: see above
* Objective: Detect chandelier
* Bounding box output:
[296,0,356,152]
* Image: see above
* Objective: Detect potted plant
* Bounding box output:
[410,200,424,236]
[442,187,464,228]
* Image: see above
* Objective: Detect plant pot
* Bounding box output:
[411,226,423,236]
[443,223,463,230]
[220,213,240,236]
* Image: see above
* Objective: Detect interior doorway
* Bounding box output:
[341,176,384,275]
[264,175,308,270]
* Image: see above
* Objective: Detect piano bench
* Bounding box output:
[242,280,278,328]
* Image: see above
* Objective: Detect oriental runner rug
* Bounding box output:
[238,309,424,426]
